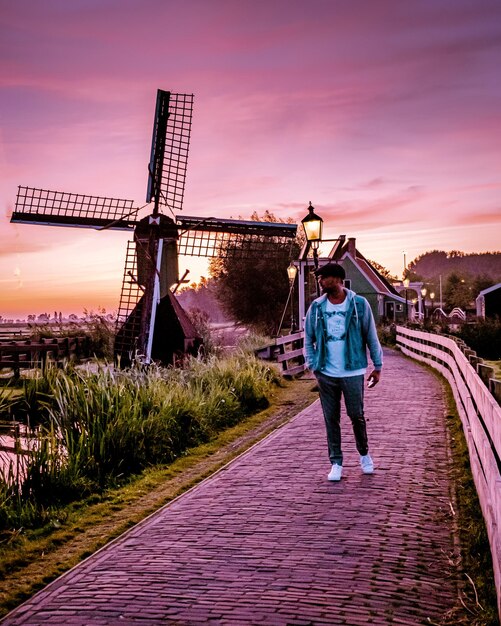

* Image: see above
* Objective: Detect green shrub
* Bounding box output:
[82,310,115,359]
[456,318,501,360]
[378,324,396,347]
[186,307,221,358]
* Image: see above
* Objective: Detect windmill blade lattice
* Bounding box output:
[114,240,144,362]
[146,92,194,212]
[12,186,137,230]
[177,216,297,258]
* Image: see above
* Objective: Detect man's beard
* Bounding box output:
[322,284,344,297]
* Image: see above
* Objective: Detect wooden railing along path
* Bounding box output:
[396,326,501,617]
[255,331,306,377]
[0,337,90,378]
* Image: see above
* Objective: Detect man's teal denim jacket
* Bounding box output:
[303,289,383,373]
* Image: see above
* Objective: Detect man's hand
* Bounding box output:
[367,370,381,388]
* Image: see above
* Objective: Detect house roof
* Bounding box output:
[329,239,402,298]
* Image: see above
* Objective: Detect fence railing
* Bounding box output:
[396,326,501,618]
[0,337,91,378]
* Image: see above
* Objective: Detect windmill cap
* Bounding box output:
[314,263,346,280]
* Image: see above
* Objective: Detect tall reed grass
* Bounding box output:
[0,352,279,534]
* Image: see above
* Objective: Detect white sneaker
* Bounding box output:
[327,464,342,481]
[360,454,374,474]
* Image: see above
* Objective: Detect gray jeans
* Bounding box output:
[315,372,368,466]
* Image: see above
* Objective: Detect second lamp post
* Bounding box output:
[287,261,298,333]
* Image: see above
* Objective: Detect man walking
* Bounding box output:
[304,263,383,481]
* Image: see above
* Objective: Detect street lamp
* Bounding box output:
[430,292,435,317]
[412,297,418,320]
[287,260,298,283]
[301,202,323,296]
[287,261,298,333]
[403,277,410,320]
[301,202,323,268]
[421,286,427,320]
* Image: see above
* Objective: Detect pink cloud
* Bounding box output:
[459,209,501,226]
[275,186,428,233]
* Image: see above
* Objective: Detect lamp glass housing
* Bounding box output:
[403,278,410,288]
[287,261,298,283]
[301,202,323,247]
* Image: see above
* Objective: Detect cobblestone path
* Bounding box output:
[2,349,459,625]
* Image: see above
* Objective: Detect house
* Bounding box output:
[476,283,501,319]
[297,236,408,328]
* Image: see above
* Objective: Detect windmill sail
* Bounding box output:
[114,241,144,364]
[146,91,194,212]
[177,215,297,258]
[11,186,137,230]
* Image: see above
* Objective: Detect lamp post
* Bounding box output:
[287,261,298,333]
[403,277,410,320]
[301,201,323,296]
[412,298,418,318]
[420,286,427,321]
[430,291,435,317]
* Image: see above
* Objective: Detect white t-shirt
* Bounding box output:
[321,298,366,378]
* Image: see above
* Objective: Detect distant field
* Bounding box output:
[0,321,90,340]
[0,323,30,340]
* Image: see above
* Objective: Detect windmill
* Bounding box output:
[11,89,297,366]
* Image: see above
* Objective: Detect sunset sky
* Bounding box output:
[1,0,500,319]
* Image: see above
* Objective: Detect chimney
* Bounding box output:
[348,237,356,257]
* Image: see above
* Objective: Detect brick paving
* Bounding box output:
[2,349,459,625]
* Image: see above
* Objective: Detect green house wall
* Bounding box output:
[342,257,380,318]
[341,256,404,323]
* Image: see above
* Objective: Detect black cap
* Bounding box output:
[314,263,346,280]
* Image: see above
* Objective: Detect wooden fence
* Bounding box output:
[0,337,90,378]
[396,326,501,617]
[255,331,306,377]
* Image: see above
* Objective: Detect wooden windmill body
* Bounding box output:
[11,90,297,366]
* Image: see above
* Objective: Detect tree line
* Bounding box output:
[405,250,501,311]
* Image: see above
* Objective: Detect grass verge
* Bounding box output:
[405,360,499,626]
[0,376,317,618]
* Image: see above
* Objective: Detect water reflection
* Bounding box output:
[0,421,30,480]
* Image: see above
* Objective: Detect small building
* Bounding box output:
[297,236,408,328]
[476,283,501,319]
